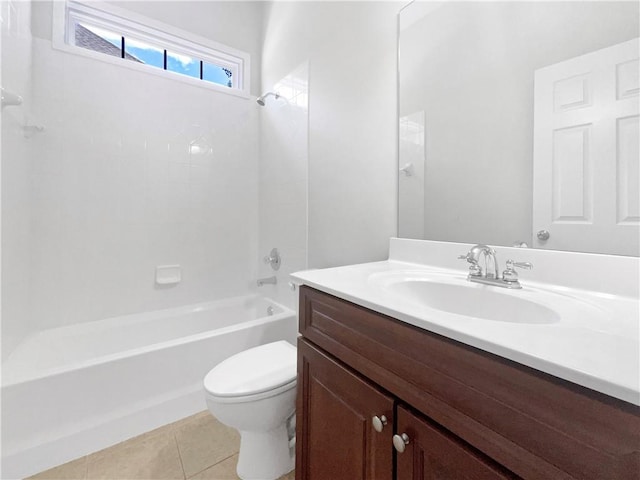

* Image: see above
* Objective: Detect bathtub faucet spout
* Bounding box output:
[257,276,277,287]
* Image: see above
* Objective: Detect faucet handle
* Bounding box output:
[263,248,281,271]
[503,260,533,283]
[458,253,482,276]
[508,260,533,270]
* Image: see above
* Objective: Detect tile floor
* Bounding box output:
[28,411,295,480]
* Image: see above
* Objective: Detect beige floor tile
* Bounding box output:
[174,413,240,478]
[187,454,295,480]
[188,454,239,480]
[86,429,184,480]
[189,457,295,480]
[27,456,88,480]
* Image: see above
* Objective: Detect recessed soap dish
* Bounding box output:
[156,265,181,285]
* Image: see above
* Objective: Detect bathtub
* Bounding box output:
[1,295,297,479]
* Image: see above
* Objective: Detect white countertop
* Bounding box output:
[291,241,640,406]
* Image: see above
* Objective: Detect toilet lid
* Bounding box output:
[204,341,297,397]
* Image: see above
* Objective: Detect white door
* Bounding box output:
[532,38,639,256]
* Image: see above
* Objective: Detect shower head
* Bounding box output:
[256,92,280,106]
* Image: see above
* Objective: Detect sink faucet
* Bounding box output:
[458,244,532,289]
[459,244,499,279]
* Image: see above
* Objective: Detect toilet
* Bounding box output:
[203,341,297,480]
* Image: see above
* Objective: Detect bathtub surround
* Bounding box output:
[28,36,261,332]
[258,62,309,308]
[1,0,33,360]
[1,0,266,363]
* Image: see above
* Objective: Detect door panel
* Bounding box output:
[395,405,518,480]
[533,38,640,255]
[296,339,394,480]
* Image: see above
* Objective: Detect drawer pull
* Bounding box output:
[393,433,410,453]
[372,415,388,432]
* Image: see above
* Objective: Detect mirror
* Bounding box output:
[398,1,640,256]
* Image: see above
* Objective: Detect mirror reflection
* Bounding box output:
[399,1,640,256]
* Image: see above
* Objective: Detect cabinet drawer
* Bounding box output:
[299,286,640,479]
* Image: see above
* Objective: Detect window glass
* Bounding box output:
[203,62,233,88]
[63,2,248,93]
[124,37,163,68]
[166,51,199,79]
[75,22,122,58]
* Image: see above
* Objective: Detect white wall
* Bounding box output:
[400,1,639,246]
[262,1,398,269]
[25,1,262,331]
[1,0,33,359]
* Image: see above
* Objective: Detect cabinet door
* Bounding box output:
[395,405,518,480]
[296,339,394,480]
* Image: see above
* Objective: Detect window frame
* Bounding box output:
[52,0,250,98]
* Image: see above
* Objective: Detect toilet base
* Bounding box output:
[236,424,294,480]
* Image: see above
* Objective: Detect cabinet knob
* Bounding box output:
[393,433,410,453]
[372,415,388,433]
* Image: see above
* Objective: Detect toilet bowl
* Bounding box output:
[203,341,297,480]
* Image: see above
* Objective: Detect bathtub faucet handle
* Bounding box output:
[263,248,281,271]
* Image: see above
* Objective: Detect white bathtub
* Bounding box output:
[1,295,297,479]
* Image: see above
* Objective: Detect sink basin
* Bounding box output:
[373,274,560,324]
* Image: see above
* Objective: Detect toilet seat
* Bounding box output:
[204,341,297,403]
[205,378,296,404]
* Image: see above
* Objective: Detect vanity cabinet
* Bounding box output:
[295,286,640,480]
[296,340,393,479]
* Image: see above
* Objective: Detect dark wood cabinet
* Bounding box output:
[395,405,517,480]
[296,339,394,480]
[295,285,640,480]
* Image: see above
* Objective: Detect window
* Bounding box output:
[55,1,249,95]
